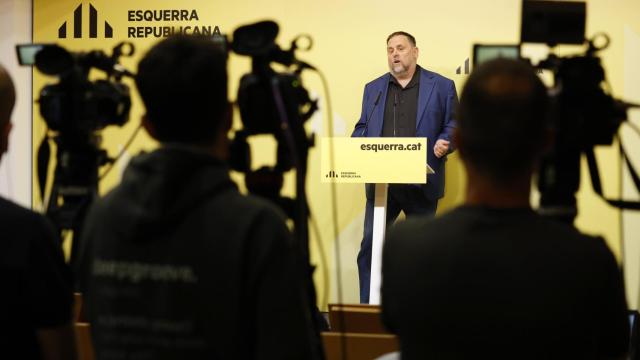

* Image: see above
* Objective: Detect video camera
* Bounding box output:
[18,43,134,135]
[17,42,135,259]
[474,0,640,223]
[224,20,318,217]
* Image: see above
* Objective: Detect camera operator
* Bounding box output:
[0,64,76,360]
[76,35,317,359]
[381,58,629,359]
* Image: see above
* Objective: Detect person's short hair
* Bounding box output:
[0,64,16,127]
[387,31,416,47]
[457,58,549,182]
[135,35,228,145]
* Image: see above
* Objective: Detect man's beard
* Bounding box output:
[391,63,407,75]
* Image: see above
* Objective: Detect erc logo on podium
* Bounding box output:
[325,171,339,179]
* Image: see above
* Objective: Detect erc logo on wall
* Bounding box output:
[56,2,221,39]
[58,3,113,39]
[454,56,543,75]
[456,58,470,75]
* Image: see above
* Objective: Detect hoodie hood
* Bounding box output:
[109,146,236,242]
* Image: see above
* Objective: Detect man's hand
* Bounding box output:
[434,139,450,158]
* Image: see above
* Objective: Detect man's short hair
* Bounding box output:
[387,31,416,47]
[135,35,228,145]
[457,58,549,182]
[0,64,16,127]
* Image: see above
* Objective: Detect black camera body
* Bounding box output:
[535,43,628,152]
[39,78,130,135]
[26,44,134,136]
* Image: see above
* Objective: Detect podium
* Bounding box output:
[321,137,432,305]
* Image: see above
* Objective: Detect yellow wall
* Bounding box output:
[33,0,640,307]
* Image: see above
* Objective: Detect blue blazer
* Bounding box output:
[352,68,458,200]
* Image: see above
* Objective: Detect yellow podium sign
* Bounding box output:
[320,137,429,183]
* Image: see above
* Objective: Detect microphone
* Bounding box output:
[393,92,398,137]
[360,90,383,136]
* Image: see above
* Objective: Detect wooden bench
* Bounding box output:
[322,332,398,360]
[328,304,390,334]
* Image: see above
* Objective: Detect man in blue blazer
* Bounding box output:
[351,31,458,303]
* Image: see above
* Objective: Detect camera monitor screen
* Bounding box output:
[473,44,521,67]
[16,44,45,66]
[521,0,586,45]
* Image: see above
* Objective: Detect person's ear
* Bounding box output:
[0,121,13,155]
[413,46,419,60]
[141,114,158,140]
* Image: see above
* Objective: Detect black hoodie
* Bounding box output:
[77,146,315,359]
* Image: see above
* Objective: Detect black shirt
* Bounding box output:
[382,205,630,360]
[77,147,317,359]
[0,197,73,360]
[382,66,421,137]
